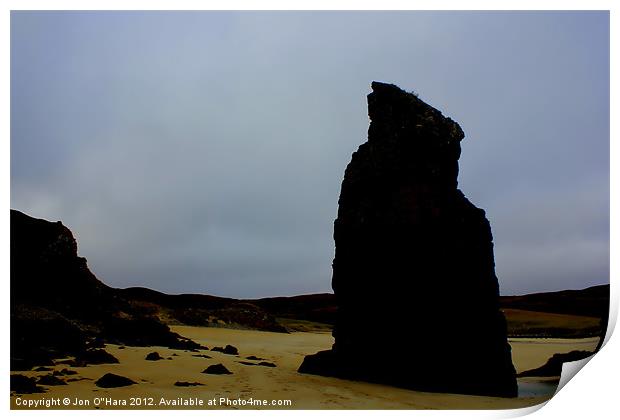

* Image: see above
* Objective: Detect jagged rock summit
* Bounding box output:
[298,82,518,397]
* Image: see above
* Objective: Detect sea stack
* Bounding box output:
[299,82,518,397]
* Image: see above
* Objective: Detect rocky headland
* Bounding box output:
[10,210,203,370]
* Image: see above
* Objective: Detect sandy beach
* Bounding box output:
[10,325,600,410]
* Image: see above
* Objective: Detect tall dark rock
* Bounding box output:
[299,82,518,397]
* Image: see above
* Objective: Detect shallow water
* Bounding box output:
[517,378,558,398]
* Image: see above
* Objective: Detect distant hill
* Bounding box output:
[122,285,609,338]
[499,285,609,318]
[250,294,337,325]
[499,285,609,339]
[119,287,287,333]
[249,285,609,337]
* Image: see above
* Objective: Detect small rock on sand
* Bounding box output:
[238,361,277,367]
[53,368,78,376]
[211,345,238,355]
[11,375,45,394]
[258,362,277,367]
[77,349,119,365]
[145,352,163,361]
[174,381,204,387]
[37,374,67,386]
[202,363,232,375]
[95,373,137,388]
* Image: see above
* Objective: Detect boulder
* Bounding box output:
[53,368,78,376]
[76,349,119,365]
[145,352,163,361]
[37,374,67,386]
[202,363,232,375]
[95,373,137,388]
[11,375,45,394]
[211,345,238,355]
[258,361,276,368]
[174,381,204,387]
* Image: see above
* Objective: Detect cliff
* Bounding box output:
[10,210,201,370]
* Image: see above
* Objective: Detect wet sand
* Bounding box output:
[10,326,600,410]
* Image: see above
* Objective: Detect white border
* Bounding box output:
[2,2,616,420]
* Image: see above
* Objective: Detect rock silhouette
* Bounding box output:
[174,381,204,387]
[76,349,120,365]
[202,363,232,375]
[237,360,277,367]
[145,352,163,361]
[53,369,78,376]
[517,350,594,377]
[10,210,203,370]
[11,375,45,394]
[258,361,277,367]
[37,374,67,386]
[192,354,212,359]
[211,345,239,355]
[298,82,517,397]
[95,373,137,388]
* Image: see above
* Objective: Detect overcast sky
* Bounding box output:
[11,11,609,298]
